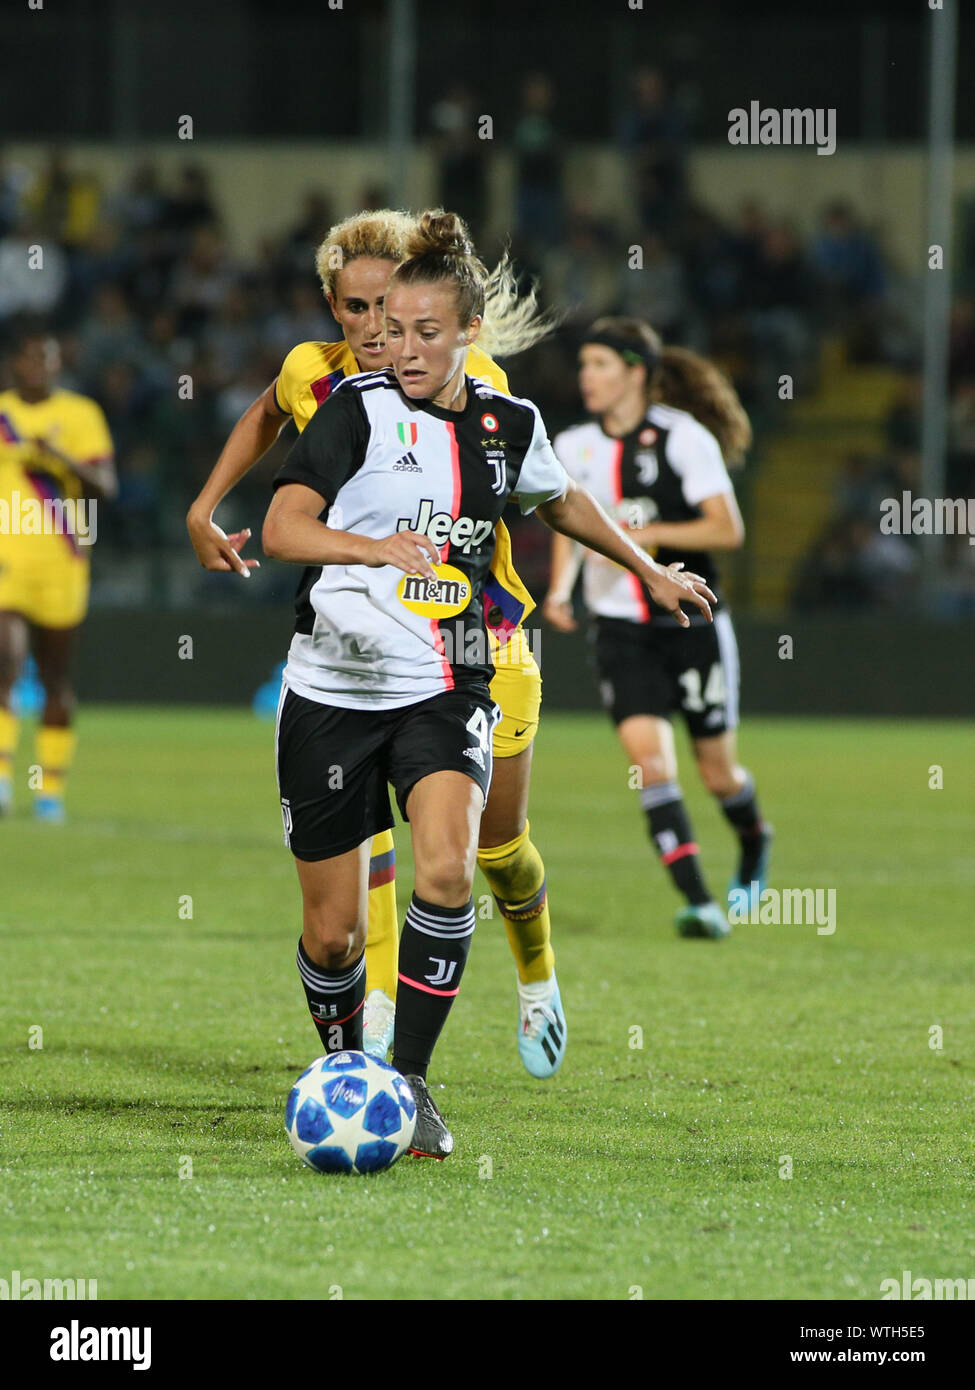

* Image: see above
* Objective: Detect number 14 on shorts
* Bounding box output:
[678,662,727,713]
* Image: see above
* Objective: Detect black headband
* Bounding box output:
[581,330,659,371]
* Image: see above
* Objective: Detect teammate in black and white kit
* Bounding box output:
[263,221,716,1157]
[545,317,772,940]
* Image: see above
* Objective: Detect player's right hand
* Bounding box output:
[187,510,260,577]
[542,594,578,632]
[366,531,440,581]
[643,560,715,627]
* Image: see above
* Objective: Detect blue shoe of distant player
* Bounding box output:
[727,825,774,916]
[34,795,65,825]
[0,778,12,818]
[676,902,731,940]
[517,975,567,1079]
[362,988,396,1061]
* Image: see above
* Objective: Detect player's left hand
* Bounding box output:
[643,560,715,627]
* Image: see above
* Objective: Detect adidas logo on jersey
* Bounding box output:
[392,451,422,472]
[462,745,486,770]
[397,498,493,553]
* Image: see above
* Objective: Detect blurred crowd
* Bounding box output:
[0,65,969,611]
[793,337,975,618]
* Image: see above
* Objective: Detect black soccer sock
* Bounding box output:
[391,894,475,1080]
[641,780,712,907]
[296,939,366,1053]
[718,772,768,881]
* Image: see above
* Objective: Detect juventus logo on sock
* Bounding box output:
[425,957,458,987]
[393,895,476,1076]
[296,942,366,1052]
[400,896,475,995]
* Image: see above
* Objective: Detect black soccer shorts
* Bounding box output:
[592,610,740,738]
[275,681,500,861]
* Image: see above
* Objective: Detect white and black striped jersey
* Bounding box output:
[272,369,568,710]
[553,403,734,626]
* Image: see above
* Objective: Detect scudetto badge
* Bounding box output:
[397,562,472,617]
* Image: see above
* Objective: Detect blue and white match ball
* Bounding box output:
[285,1052,417,1174]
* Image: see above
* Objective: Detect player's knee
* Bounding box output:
[640,753,674,786]
[696,755,736,798]
[416,846,474,905]
[301,911,366,968]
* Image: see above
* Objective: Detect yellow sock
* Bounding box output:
[478,821,554,984]
[34,725,77,800]
[0,707,18,781]
[364,828,399,1000]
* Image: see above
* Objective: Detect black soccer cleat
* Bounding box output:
[728,824,775,915]
[404,1074,454,1160]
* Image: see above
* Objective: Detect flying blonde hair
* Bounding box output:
[342,208,557,359]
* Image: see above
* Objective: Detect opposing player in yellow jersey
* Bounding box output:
[0,328,116,822]
[187,209,566,1077]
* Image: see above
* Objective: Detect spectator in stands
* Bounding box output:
[833,450,890,522]
[884,372,922,452]
[429,83,488,236]
[949,294,975,385]
[112,162,167,237]
[276,190,333,287]
[810,201,887,358]
[541,202,620,324]
[0,148,30,238]
[618,67,687,234]
[745,219,815,404]
[810,201,886,306]
[78,283,146,384]
[169,224,237,335]
[24,149,100,249]
[792,516,916,612]
[0,214,68,324]
[618,231,686,340]
[513,73,564,261]
[203,283,264,386]
[264,280,338,356]
[161,165,218,246]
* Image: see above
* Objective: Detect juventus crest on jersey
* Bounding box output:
[554,403,734,626]
[273,370,568,709]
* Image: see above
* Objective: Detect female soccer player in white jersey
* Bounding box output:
[187,210,569,1078]
[262,217,715,1157]
[545,317,772,940]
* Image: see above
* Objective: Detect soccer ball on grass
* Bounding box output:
[285,1051,416,1174]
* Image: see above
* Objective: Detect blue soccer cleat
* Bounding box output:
[727,825,774,916]
[0,778,12,818]
[34,795,65,825]
[362,988,396,1061]
[676,902,731,940]
[517,975,567,1079]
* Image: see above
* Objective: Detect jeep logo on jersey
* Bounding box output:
[396,498,494,553]
[397,563,472,617]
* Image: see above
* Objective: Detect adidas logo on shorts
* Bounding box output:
[462,745,486,771]
[392,451,422,472]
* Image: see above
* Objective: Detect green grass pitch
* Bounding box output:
[1,708,973,1301]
